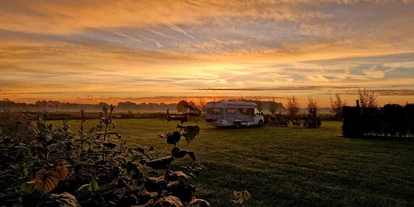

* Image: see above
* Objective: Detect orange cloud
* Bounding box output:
[0,0,413,106]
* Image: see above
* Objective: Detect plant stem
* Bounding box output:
[102,123,108,159]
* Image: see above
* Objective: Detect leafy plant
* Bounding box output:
[0,101,210,207]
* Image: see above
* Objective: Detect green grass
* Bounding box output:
[51,119,414,207]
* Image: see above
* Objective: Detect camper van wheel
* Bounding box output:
[258,120,264,127]
[235,122,241,129]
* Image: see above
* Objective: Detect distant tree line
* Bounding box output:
[0,98,286,114]
[0,99,177,112]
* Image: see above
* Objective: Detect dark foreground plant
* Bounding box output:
[0,102,209,207]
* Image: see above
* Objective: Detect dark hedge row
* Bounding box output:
[342,104,414,138]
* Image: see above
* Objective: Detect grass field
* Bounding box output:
[50,119,414,207]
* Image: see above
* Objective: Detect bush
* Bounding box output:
[405,104,414,136]
[0,109,34,142]
[0,105,210,206]
[267,113,289,127]
[342,106,363,138]
[342,103,414,138]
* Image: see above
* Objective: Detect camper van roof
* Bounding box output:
[205,101,257,108]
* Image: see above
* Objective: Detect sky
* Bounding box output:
[0,0,413,107]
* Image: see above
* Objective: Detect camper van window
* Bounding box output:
[248,108,254,116]
[239,108,248,115]
[238,108,254,116]
[207,108,221,114]
[226,108,237,114]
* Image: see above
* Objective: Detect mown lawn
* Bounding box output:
[52,119,414,207]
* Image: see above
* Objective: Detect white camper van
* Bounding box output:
[205,101,265,128]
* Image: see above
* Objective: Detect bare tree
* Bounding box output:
[307,96,318,114]
[329,93,346,118]
[269,97,279,115]
[358,88,378,108]
[286,96,300,118]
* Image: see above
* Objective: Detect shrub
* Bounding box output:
[285,96,300,120]
[0,104,210,206]
[342,103,414,138]
[405,104,414,137]
[267,113,289,127]
[342,106,363,138]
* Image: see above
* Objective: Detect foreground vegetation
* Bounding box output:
[44,119,414,207]
[0,108,209,207]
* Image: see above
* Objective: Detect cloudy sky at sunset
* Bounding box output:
[0,0,413,106]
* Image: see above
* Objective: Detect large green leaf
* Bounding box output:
[97,183,114,195]
[89,177,99,192]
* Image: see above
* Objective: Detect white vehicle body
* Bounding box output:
[205,101,264,127]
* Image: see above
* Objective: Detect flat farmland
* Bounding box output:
[50,119,414,207]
